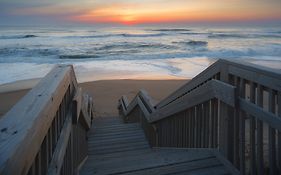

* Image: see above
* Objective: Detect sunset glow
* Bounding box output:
[70,1,281,25]
[1,0,281,25]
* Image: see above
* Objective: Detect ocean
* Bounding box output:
[0,26,281,84]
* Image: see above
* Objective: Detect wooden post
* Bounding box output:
[219,64,234,162]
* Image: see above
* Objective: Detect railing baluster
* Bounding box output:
[198,104,201,147]
[214,99,219,148]
[268,90,277,175]
[174,117,178,147]
[201,104,205,147]
[257,84,264,175]
[210,99,215,148]
[219,100,227,157]
[28,161,35,175]
[204,102,208,147]
[190,108,195,148]
[174,118,178,147]
[196,105,200,147]
[170,118,174,147]
[162,120,166,146]
[48,129,52,163]
[233,76,240,168]
[179,114,183,147]
[187,109,191,147]
[239,78,246,174]
[36,150,42,175]
[278,92,281,173]
[185,111,189,147]
[42,135,48,175]
[199,104,203,147]
[176,116,179,147]
[249,82,257,175]
[167,119,170,147]
[183,110,187,147]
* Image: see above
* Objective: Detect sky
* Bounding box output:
[0,0,281,26]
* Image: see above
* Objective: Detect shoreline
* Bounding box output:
[0,78,188,117]
[1,58,280,87]
[0,76,187,93]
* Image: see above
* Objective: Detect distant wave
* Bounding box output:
[173,40,208,47]
[258,34,281,38]
[208,33,248,39]
[267,30,281,34]
[59,54,100,59]
[150,29,191,32]
[180,32,208,35]
[63,34,114,39]
[208,33,281,39]
[99,42,175,51]
[120,33,166,37]
[65,33,166,39]
[0,47,59,57]
[0,35,38,39]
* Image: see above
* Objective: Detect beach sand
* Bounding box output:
[0,79,188,117]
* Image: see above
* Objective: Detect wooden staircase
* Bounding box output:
[1,59,281,175]
[80,116,239,175]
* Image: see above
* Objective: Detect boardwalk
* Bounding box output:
[80,117,238,175]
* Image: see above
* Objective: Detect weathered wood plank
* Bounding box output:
[83,150,214,175]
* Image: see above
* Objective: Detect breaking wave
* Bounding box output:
[208,33,281,39]
[150,29,191,32]
[0,35,38,39]
[173,40,208,47]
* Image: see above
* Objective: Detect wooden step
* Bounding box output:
[80,117,239,175]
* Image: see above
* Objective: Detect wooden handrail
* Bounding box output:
[155,59,223,109]
[0,65,93,175]
[151,79,236,122]
[155,59,281,109]
[119,79,236,123]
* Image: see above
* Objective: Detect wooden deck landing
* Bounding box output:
[80,117,238,175]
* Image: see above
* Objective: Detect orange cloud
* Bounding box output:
[12,0,280,25]
[71,3,281,25]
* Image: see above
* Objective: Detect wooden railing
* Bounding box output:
[119,59,281,175]
[0,65,93,175]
